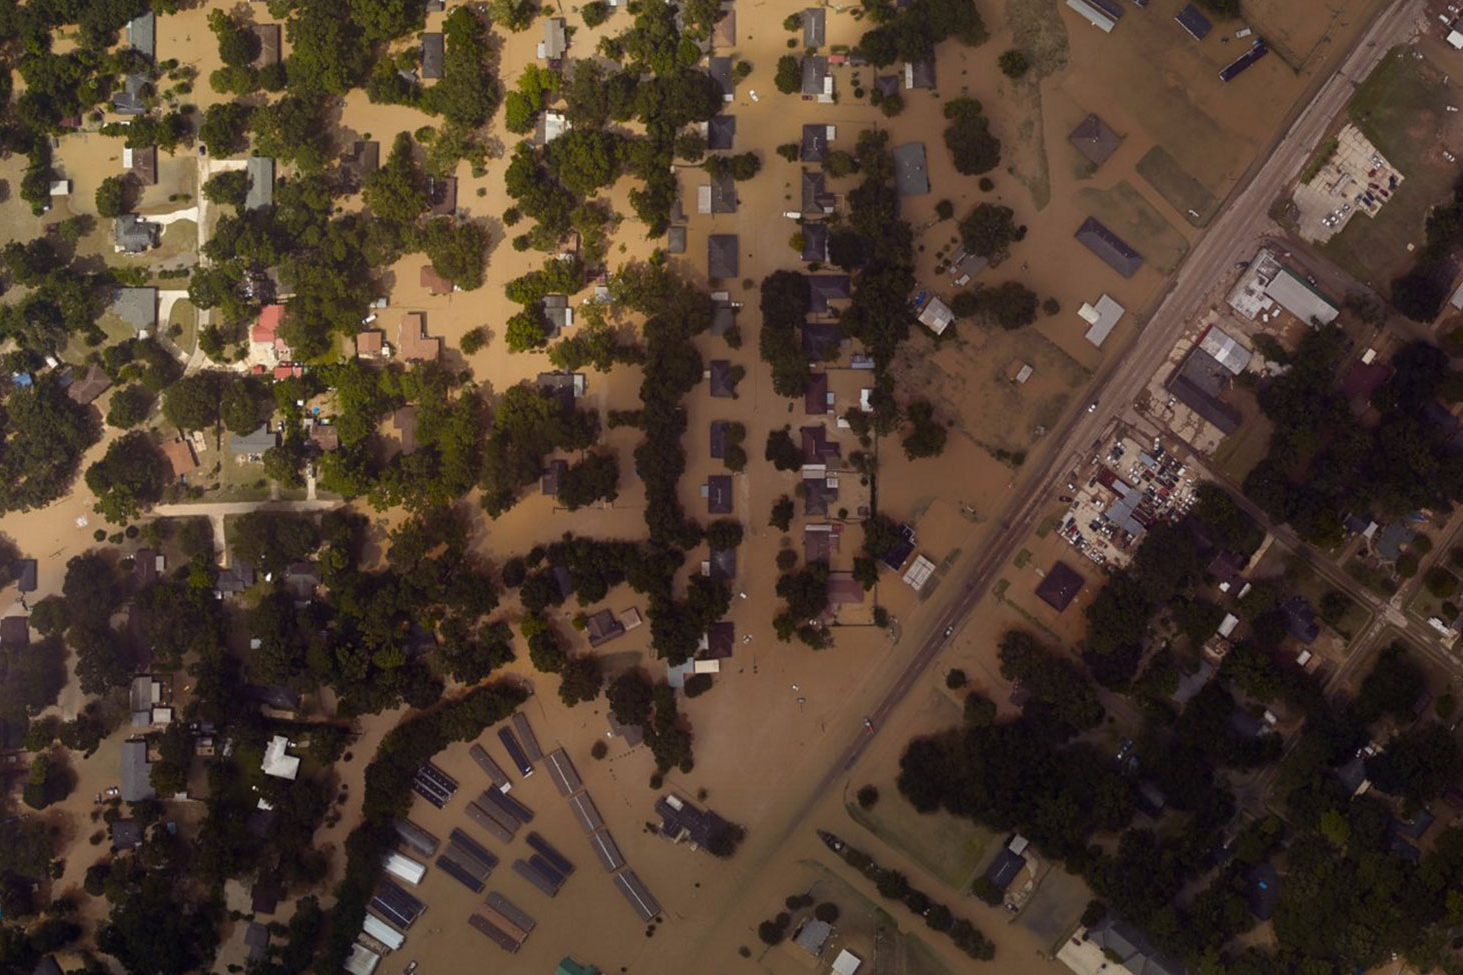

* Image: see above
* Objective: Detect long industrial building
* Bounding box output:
[469,912,522,953]
[568,793,605,833]
[466,799,517,842]
[588,829,625,872]
[470,744,512,789]
[614,870,661,921]
[511,712,544,762]
[392,819,439,857]
[370,879,425,930]
[486,892,535,932]
[544,748,583,797]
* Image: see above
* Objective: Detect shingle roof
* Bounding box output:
[708,56,734,97]
[706,475,733,514]
[710,172,737,213]
[707,115,736,151]
[1035,560,1083,611]
[709,360,735,397]
[246,157,275,210]
[113,287,157,332]
[892,142,929,196]
[802,171,836,213]
[802,222,829,262]
[114,214,158,253]
[803,8,826,46]
[1069,114,1122,167]
[1074,217,1144,278]
[801,124,829,162]
[422,33,445,78]
[708,235,738,278]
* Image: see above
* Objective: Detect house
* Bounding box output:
[805,371,830,414]
[246,156,275,210]
[892,142,930,196]
[246,683,300,712]
[389,401,418,450]
[128,11,156,60]
[708,57,734,100]
[793,918,832,956]
[804,474,838,517]
[14,559,36,594]
[1175,3,1212,39]
[875,74,900,99]
[1068,114,1121,167]
[705,475,733,514]
[543,293,573,332]
[655,793,732,850]
[251,878,283,915]
[584,609,626,647]
[113,74,149,115]
[231,424,278,457]
[709,360,736,398]
[0,616,28,650]
[1074,217,1144,277]
[712,8,736,47]
[706,620,735,658]
[114,214,159,253]
[607,711,645,747]
[283,562,320,603]
[917,295,953,335]
[1035,560,1084,612]
[397,312,441,362]
[708,235,738,278]
[121,738,155,802]
[802,223,829,262]
[666,226,687,254]
[711,295,738,335]
[343,140,380,187]
[129,144,158,185]
[262,735,300,780]
[537,371,586,411]
[803,7,826,46]
[832,950,863,975]
[541,17,568,60]
[1078,294,1125,346]
[1281,596,1320,644]
[34,958,63,975]
[807,275,851,313]
[113,287,158,334]
[801,426,841,466]
[879,524,917,570]
[802,321,840,361]
[420,264,454,296]
[1394,808,1435,841]
[428,175,457,215]
[309,423,339,452]
[67,365,112,406]
[215,561,256,595]
[542,458,567,496]
[1374,521,1415,561]
[421,33,445,79]
[556,959,601,975]
[251,304,289,359]
[111,819,143,851]
[706,115,735,151]
[802,171,836,214]
[355,329,386,358]
[804,523,842,562]
[710,421,731,460]
[1198,325,1252,374]
[801,123,832,162]
[904,57,934,89]
[802,56,832,100]
[252,23,281,66]
[1220,40,1269,82]
[984,843,1027,892]
[1085,918,1187,975]
[1171,660,1215,706]
[709,547,736,580]
[552,566,576,601]
[245,923,270,963]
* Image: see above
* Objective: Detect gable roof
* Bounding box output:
[252,23,281,67]
[892,142,929,196]
[1175,3,1213,39]
[130,144,158,185]
[542,457,567,496]
[710,420,729,459]
[113,74,149,115]
[709,547,736,580]
[708,235,738,278]
[231,425,277,456]
[543,17,568,59]
[355,329,384,357]
[1074,217,1144,278]
[344,140,380,186]
[216,560,256,594]
[161,437,198,477]
[802,56,830,96]
[712,8,736,47]
[121,738,155,802]
[708,56,734,98]
[807,274,851,313]
[421,33,445,78]
[904,57,934,89]
[128,11,156,60]
[0,616,29,650]
[803,8,826,46]
[802,321,840,361]
[246,157,275,210]
[706,475,733,514]
[800,425,841,465]
[804,371,830,414]
[667,226,687,254]
[706,620,735,658]
[985,847,1026,890]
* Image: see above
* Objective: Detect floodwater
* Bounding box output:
[0,0,1393,966]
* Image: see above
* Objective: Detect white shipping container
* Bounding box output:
[362,913,405,951]
[382,852,427,886]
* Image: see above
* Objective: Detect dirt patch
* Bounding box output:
[1075,181,1189,273]
[1136,145,1219,226]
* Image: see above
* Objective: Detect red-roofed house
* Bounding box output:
[251,305,290,360]
[420,265,454,296]
[273,364,304,380]
[355,330,386,359]
[397,313,441,362]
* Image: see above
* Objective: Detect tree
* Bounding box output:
[231,511,320,577]
[902,400,947,459]
[106,385,154,429]
[770,495,795,532]
[973,281,1039,330]
[362,132,428,223]
[220,377,271,434]
[84,431,170,524]
[998,50,1030,78]
[558,654,603,706]
[607,669,654,727]
[199,102,254,156]
[22,753,72,810]
[202,170,251,207]
[161,372,225,432]
[558,452,620,510]
[765,427,804,471]
[419,218,489,290]
[959,203,1022,261]
[775,55,802,93]
[95,176,131,218]
[1354,643,1424,724]
[943,98,1001,175]
[857,784,879,808]
[582,0,609,25]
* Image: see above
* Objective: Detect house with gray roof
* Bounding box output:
[113,287,158,333]
[1069,114,1121,167]
[231,424,278,456]
[1074,216,1144,278]
[708,235,738,278]
[667,226,687,254]
[1087,917,1188,975]
[115,214,159,254]
[802,222,829,262]
[705,475,733,514]
[127,11,156,61]
[710,172,737,213]
[802,171,836,214]
[121,738,155,802]
[807,274,851,313]
[706,115,736,151]
[709,360,736,398]
[801,123,831,162]
[246,157,275,210]
[904,57,934,90]
[709,547,736,579]
[113,75,149,115]
[803,7,826,46]
[801,56,831,100]
[892,142,929,196]
[793,918,832,956]
[708,57,734,100]
[421,33,445,79]
[216,561,256,596]
[542,17,568,60]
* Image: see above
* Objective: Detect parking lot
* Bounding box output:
[1294,123,1405,243]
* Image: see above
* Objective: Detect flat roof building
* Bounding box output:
[121,738,154,802]
[1263,269,1338,325]
[1065,0,1116,32]
[262,735,300,780]
[892,142,930,196]
[1079,294,1126,346]
[1175,4,1213,39]
[421,33,445,79]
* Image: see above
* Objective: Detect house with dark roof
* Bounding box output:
[421,33,445,79]
[875,74,900,99]
[130,144,158,185]
[246,683,300,711]
[667,225,687,254]
[984,845,1027,892]
[113,74,149,115]
[216,561,256,595]
[231,425,278,456]
[1068,114,1121,167]
[904,57,935,90]
[552,565,576,601]
[802,223,829,262]
[802,321,840,361]
[1374,521,1415,561]
[709,360,736,398]
[113,287,158,333]
[710,420,729,459]
[1035,560,1084,612]
[585,609,627,647]
[807,275,851,313]
[803,7,826,46]
[708,235,738,278]
[656,793,733,850]
[709,547,736,580]
[712,7,736,47]
[710,172,737,213]
[892,143,930,196]
[878,524,917,570]
[805,372,830,414]
[0,616,29,650]
[801,426,841,466]
[801,124,831,162]
[803,475,838,517]
[161,437,198,478]
[542,458,567,496]
[708,57,734,100]
[14,559,36,593]
[537,371,585,411]
[67,365,112,406]
[245,923,270,963]
[1074,217,1144,278]
[284,562,320,604]
[111,819,143,851]
[705,475,733,514]
[1244,862,1279,919]
[252,23,281,67]
[251,878,283,915]
[121,738,155,802]
[707,115,735,151]
[802,56,831,99]
[115,214,160,254]
[1175,3,1212,39]
[1168,347,1241,434]
[246,156,275,210]
[802,171,836,214]
[1086,917,1187,975]
[428,175,457,215]
[344,140,380,187]
[706,621,735,658]
[1395,809,1435,841]
[34,957,63,975]
[1281,596,1319,644]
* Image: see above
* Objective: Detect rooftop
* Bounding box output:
[802,171,836,214]
[709,360,736,398]
[113,287,157,333]
[114,213,159,253]
[1068,114,1122,167]
[706,475,733,514]
[708,234,739,278]
[904,57,934,89]
[121,738,154,802]
[1074,217,1144,278]
[802,222,830,263]
[420,264,453,295]
[422,32,445,78]
[1175,3,1213,39]
[1079,294,1126,347]
[230,424,277,456]
[707,115,736,151]
[803,7,826,46]
[793,918,832,956]
[246,156,275,210]
[709,56,734,98]
[398,312,441,362]
[1035,560,1084,612]
[428,175,458,215]
[801,123,831,162]
[892,142,930,196]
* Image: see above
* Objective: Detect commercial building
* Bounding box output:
[892,142,930,196]
[1078,294,1125,346]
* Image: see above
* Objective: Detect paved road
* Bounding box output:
[783,0,1430,824]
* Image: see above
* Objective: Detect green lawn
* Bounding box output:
[1136,145,1218,227]
[1076,181,1189,273]
[845,797,994,891]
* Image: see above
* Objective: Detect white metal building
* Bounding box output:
[345,943,381,975]
[1198,326,1252,375]
[361,913,404,952]
[382,852,427,886]
[1079,295,1125,346]
[261,736,300,780]
[1263,270,1338,325]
